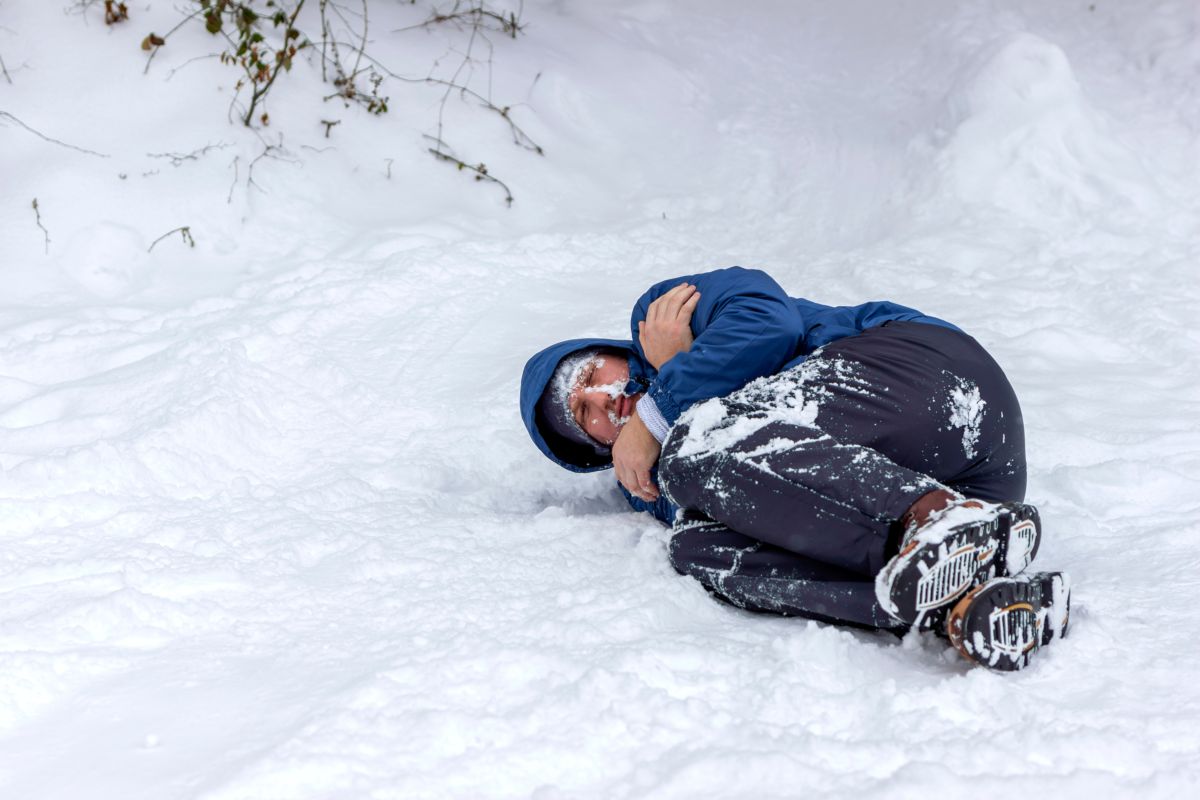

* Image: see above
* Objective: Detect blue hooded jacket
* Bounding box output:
[520,267,956,524]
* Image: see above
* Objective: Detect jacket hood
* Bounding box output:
[520,337,645,472]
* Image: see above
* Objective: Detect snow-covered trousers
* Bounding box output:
[658,321,1026,629]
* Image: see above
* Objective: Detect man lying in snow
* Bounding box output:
[520,267,1070,671]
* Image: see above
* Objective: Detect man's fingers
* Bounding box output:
[616,462,646,501]
[624,476,652,502]
[616,465,635,497]
[677,287,698,320]
[682,291,701,314]
[648,283,693,322]
[638,469,658,500]
[649,286,678,320]
[662,283,695,317]
[616,460,654,502]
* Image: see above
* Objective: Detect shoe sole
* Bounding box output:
[875,503,1041,625]
[947,571,1070,671]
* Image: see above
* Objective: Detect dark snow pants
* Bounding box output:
[658,321,1026,629]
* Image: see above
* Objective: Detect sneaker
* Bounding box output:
[875,500,1042,625]
[947,571,1070,671]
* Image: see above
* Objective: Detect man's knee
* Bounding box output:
[658,446,686,506]
[667,528,696,575]
[668,519,750,576]
[658,414,707,509]
[659,395,761,490]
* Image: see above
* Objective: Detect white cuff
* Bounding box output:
[636,395,670,443]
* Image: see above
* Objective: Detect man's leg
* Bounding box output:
[669,510,904,630]
[661,413,938,578]
[659,322,1031,627]
[810,321,1028,504]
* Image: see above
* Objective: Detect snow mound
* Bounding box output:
[58,223,151,299]
[930,33,1162,226]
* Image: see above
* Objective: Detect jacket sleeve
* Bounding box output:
[631,267,805,427]
[619,480,679,526]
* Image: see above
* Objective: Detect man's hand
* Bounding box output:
[638,282,701,370]
[612,411,662,502]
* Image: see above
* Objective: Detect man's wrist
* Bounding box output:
[636,395,670,443]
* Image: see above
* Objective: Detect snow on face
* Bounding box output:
[546,349,606,444]
[566,354,640,446]
[583,379,630,429]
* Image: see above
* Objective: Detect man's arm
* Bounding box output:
[632,266,805,436]
[612,267,805,504]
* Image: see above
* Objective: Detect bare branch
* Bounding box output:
[142,6,205,76]
[227,156,240,204]
[320,1,387,114]
[147,225,195,253]
[241,0,308,126]
[353,0,369,83]
[31,198,49,254]
[147,142,230,166]
[0,111,110,158]
[165,53,221,82]
[324,40,543,154]
[227,135,298,202]
[426,135,513,207]
[66,1,102,18]
[247,135,296,193]
[394,2,524,38]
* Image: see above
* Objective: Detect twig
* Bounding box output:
[326,40,543,155]
[247,135,297,194]
[31,198,49,254]
[227,135,298,201]
[165,53,220,82]
[406,5,540,153]
[227,156,239,204]
[341,0,368,92]
[0,111,110,157]
[319,0,338,83]
[147,142,229,166]
[426,136,513,207]
[320,119,340,137]
[67,1,102,18]
[0,52,12,85]
[241,0,307,126]
[384,158,393,179]
[394,2,524,38]
[320,1,387,114]
[142,6,205,75]
[147,226,195,253]
[432,13,485,153]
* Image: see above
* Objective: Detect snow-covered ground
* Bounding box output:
[3,0,1200,796]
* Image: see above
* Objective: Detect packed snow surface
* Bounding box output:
[3,0,1200,797]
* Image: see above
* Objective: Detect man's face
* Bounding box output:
[566,353,642,446]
